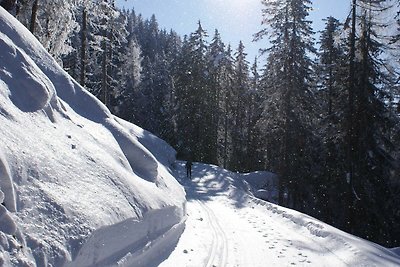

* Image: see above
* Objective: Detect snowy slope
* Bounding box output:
[0,7,185,267]
[160,162,400,267]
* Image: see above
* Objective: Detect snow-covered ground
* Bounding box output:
[160,162,400,267]
[1,6,400,267]
[0,7,185,267]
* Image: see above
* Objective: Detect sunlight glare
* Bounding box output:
[204,0,260,32]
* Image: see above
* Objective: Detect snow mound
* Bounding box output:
[0,7,185,267]
[238,171,278,203]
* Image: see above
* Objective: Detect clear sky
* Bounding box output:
[116,0,351,62]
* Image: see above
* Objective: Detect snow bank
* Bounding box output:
[0,7,185,267]
[237,171,278,203]
[65,206,183,267]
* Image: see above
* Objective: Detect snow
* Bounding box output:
[1,6,400,267]
[0,7,185,267]
[159,162,400,267]
[238,171,279,203]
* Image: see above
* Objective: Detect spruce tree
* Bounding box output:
[316,16,348,226]
[343,0,399,245]
[219,45,235,168]
[17,0,79,61]
[255,0,317,209]
[175,22,210,162]
[230,41,250,171]
[245,58,264,172]
[206,29,226,164]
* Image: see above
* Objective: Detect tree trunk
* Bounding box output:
[101,39,108,107]
[80,7,87,87]
[223,98,229,168]
[30,0,39,33]
[346,0,357,232]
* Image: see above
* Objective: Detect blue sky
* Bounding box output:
[116,0,351,62]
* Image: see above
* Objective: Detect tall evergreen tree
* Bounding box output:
[255,0,316,209]
[17,0,79,61]
[218,44,235,168]
[175,22,210,162]
[116,36,142,121]
[230,41,250,171]
[244,58,264,172]
[343,0,399,245]
[206,29,226,164]
[316,16,348,226]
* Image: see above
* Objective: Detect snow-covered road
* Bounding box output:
[158,162,400,267]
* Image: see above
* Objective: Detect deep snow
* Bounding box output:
[0,7,185,267]
[1,6,400,267]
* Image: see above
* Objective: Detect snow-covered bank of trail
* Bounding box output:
[159,162,400,267]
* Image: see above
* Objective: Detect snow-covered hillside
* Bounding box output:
[0,7,185,267]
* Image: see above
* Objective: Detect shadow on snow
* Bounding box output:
[173,161,250,209]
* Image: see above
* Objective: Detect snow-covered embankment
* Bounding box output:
[0,7,186,267]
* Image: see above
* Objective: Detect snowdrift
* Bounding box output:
[0,7,185,267]
[238,171,278,203]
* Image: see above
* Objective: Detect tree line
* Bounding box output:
[1,0,400,247]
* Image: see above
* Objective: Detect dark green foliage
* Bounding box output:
[255,0,317,209]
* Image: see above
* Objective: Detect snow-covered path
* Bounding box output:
[158,162,400,267]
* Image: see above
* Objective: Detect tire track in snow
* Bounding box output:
[197,200,228,267]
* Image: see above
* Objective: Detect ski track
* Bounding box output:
[197,200,228,267]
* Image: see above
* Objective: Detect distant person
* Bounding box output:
[185,160,193,179]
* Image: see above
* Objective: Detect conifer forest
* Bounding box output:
[3,0,400,248]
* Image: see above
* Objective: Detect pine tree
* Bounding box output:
[230,41,250,171]
[175,22,210,162]
[245,58,264,172]
[17,0,79,61]
[255,0,316,209]
[84,0,127,109]
[316,16,348,225]
[206,29,226,164]
[343,0,399,245]
[219,44,235,168]
[61,0,93,87]
[116,36,142,121]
